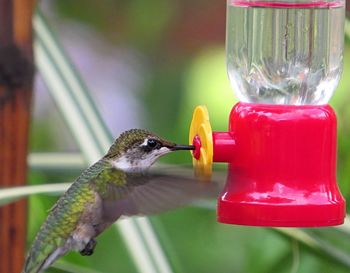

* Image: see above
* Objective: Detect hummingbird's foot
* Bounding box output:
[80,239,97,256]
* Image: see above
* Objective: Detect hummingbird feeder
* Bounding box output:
[189,0,346,227]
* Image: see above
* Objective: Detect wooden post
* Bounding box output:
[0,1,35,273]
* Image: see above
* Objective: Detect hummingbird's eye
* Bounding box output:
[147,139,158,148]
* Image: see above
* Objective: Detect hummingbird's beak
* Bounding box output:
[171,144,195,151]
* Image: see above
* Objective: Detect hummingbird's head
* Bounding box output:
[105,129,194,172]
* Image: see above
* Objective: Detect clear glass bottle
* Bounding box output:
[226,0,345,105]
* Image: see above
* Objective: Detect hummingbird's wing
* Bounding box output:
[98,165,225,222]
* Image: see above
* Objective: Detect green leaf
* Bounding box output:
[51,260,103,273]
[275,228,350,270]
[0,183,70,206]
[193,201,350,270]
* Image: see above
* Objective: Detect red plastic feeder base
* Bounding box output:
[216,103,345,227]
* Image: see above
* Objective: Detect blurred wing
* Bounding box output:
[101,165,226,221]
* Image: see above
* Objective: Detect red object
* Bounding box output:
[192,135,202,160]
[215,102,345,227]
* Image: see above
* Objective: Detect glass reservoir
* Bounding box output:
[226,0,345,104]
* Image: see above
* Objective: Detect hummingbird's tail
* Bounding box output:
[22,245,67,273]
[22,218,69,273]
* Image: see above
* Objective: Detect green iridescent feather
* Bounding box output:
[105,129,174,159]
[23,160,110,273]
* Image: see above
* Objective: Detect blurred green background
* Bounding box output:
[28,1,350,273]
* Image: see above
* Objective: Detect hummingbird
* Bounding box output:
[22,129,216,273]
